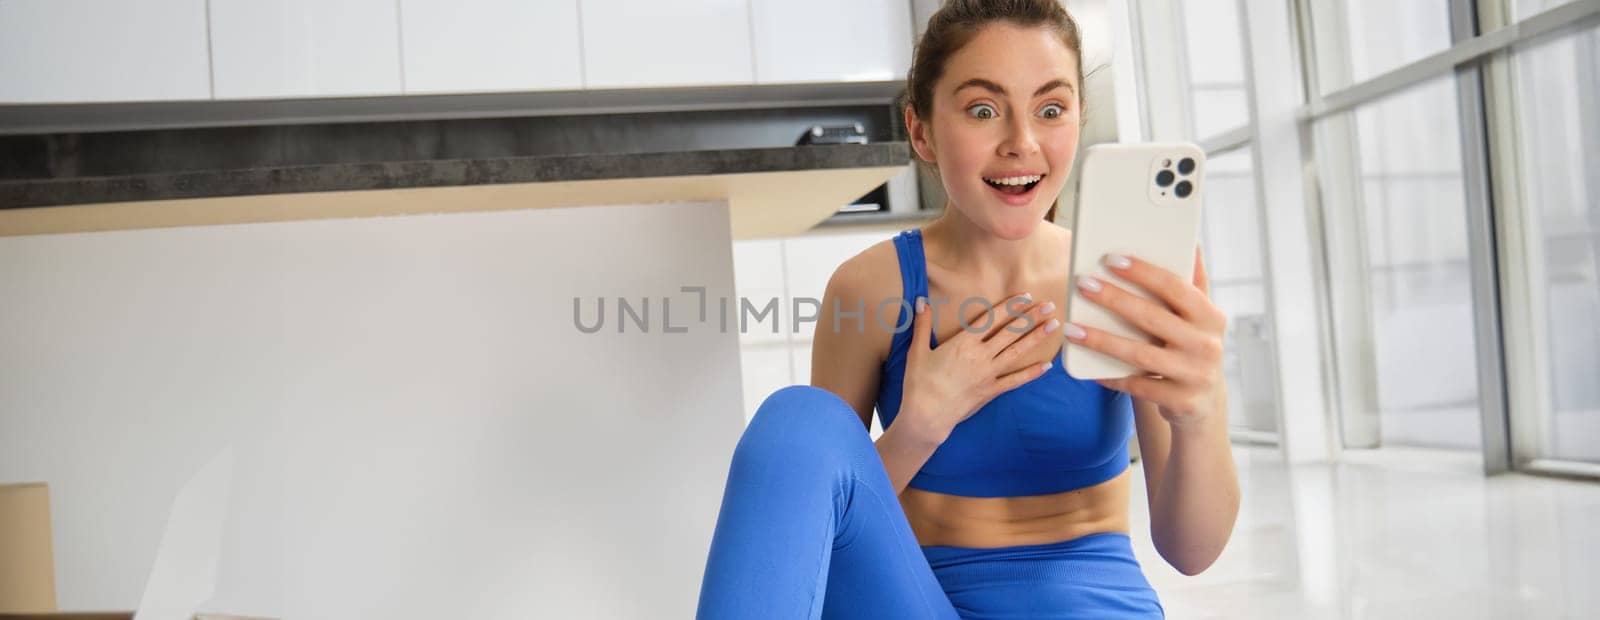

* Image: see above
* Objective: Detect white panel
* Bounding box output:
[751,0,912,83]
[400,0,583,94]
[209,0,402,99]
[581,0,753,88]
[732,239,788,345]
[0,0,211,103]
[0,201,743,617]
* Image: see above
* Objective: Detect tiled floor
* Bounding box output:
[1128,445,1600,619]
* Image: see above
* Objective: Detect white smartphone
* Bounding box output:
[1064,142,1206,380]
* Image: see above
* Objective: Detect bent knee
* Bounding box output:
[739,385,870,453]
[752,385,860,428]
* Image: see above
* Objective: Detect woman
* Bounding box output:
[697,1,1239,617]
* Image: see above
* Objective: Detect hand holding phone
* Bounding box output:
[1061,142,1233,426]
[1064,143,1207,381]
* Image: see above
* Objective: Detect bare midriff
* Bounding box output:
[898,469,1131,548]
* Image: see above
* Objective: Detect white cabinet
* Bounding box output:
[580,0,754,89]
[731,230,893,429]
[751,0,913,84]
[400,0,583,94]
[0,0,211,104]
[209,0,403,99]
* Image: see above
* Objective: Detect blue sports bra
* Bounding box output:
[874,229,1134,498]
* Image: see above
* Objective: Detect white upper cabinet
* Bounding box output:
[0,0,914,105]
[400,0,583,94]
[209,0,403,99]
[751,0,912,84]
[580,0,754,89]
[0,0,211,104]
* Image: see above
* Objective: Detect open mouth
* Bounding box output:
[983,174,1044,197]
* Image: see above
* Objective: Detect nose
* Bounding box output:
[998,113,1040,158]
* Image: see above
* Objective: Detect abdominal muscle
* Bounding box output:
[898,469,1132,548]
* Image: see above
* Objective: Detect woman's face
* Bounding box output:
[909,22,1082,239]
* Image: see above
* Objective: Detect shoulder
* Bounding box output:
[827,235,902,298]
[820,234,908,363]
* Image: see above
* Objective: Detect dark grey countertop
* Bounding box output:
[0,142,911,209]
[0,101,911,209]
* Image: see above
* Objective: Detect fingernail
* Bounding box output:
[1065,323,1087,340]
[1040,301,1056,314]
[1104,254,1132,269]
[1041,361,1053,372]
[1045,318,1060,333]
[1018,292,1033,303]
[916,296,927,313]
[1077,275,1102,293]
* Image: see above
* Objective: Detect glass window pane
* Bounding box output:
[1199,147,1276,434]
[1319,75,1484,449]
[1313,0,1454,93]
[1513,22,1600,462]
[1189,88,1250,139]
[1515,0,1580,20]
[1178,0,1250,138]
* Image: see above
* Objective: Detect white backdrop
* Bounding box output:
[0,200,746,618]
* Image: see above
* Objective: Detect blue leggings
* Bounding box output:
[696,385,1165,619]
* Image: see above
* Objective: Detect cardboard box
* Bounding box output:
[3,454,268,620]
[0,483,56,614]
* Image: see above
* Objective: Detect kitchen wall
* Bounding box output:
[0,1,1131,615]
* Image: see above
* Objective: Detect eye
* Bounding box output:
[966,103,998,120]
[1039,103,1067,119]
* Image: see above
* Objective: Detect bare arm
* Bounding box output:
[1133,395,1239,575]
[1068,248,1240,575]
[808,248,944,495]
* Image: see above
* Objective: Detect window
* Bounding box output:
[1129,0,1279,436]
[1315,73,1485,450]
[1510,21,1600,463]
[1514,0,1585,19]
[1201,147,1277,435]
[1310,0,1455,93]
[1176,0,1250,137]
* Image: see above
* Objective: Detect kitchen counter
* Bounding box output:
[0,142,910,239]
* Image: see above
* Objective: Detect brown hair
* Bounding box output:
[901,0,1086,223]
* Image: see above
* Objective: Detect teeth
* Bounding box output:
[984,174,1043,186]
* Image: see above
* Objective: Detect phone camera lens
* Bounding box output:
[1177,158,1196,175]
[1175,180,1193,198]
[1155,170,1175,187]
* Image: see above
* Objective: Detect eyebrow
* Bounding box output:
[953,78,1076,98]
